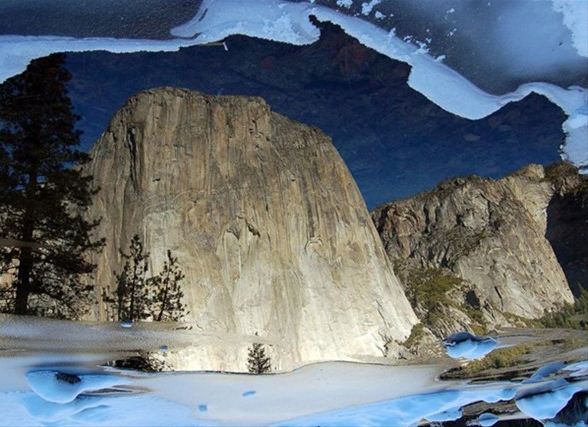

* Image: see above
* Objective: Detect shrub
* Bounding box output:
[403,323,425,349]
[462,344,533,375]
[538,290,588,330]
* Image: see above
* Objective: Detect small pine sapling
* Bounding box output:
[247,334,272,374]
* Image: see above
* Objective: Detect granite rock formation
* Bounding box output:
[371,164,579,336]
[85,87,417,371]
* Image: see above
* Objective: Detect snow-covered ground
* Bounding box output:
[0,0,586,170]
[3,353,587,426]
[0,315,586,426]
[2,354,586,426]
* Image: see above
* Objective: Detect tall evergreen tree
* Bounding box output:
[0,53,104,318]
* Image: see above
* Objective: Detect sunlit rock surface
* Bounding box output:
[84,87,417,371]
[372,164,578,327]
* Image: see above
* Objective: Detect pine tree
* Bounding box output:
[105,235,188,322]
[149,249,188,322]
[105,234,150,322]
[0,53,104,318]
[247,335,272,374]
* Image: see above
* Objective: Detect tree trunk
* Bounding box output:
[14,172,37,315]
[157,280,169,322]
[14,246,32,315]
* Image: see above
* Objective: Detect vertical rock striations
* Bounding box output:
[85,87,417,371]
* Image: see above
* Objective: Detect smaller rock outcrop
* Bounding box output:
[371,163,583,338]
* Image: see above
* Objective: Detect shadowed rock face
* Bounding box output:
[85,87,417,371]
[371,164,576,325]
[544,164,588,297]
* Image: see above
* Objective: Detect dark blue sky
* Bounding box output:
[64,22,564,209]
[0,0,200,39]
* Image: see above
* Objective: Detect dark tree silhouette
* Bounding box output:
[105,235,187,322]
[150,250,188,322]
[0,53,104,318]
[247,335,272,374]
[105,234,150,322]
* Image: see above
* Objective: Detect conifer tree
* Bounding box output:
[105,234,150,322]
[0,53,104,318]
[105,235,187,322]
[150,250,188,322]
[247,335,272,374]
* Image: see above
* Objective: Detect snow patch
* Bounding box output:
[361,0,381,16]
[443,332,498,360]
[552,0,588,57]
[0,340,586,426]
[279,385,517,426]
[26,371,131,404]
[564,360,588,377]
[515,379,587,420]
[336,0,353,9]
[425,406,462,422]
[478,412,500,426]
[523,361,567,384]
[0,35,199,86]
[170,0,320,45]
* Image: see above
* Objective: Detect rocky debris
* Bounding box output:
[84,87,417,371]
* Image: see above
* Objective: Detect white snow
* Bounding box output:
[170,0,320,45]
[3,392,202,427]
[0,318,586,426]
[515,379,587,420]
[336,0,353,9]
[523,361,567,384]
[425,406,462,422]
[26,371,131,404]
[278,384,517,426]
[563,360,588,377]
[552,0,588,57]
[2,358,582,426]
[479,412,500,426]
[443,332,498,360]
[361,0,381,16]
[0,0,586,168]
[0,35,199,87]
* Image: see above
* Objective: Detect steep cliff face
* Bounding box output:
[371,164,576,333]
[85,87,417,371]
[544,163,588,297]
